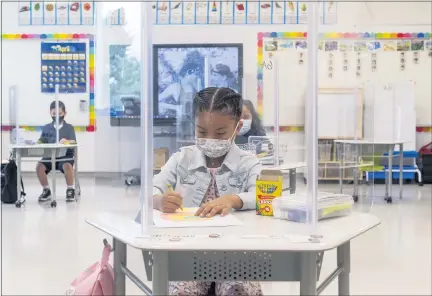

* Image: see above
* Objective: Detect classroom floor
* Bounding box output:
[1,175,431,295]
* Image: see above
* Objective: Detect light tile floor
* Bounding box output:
[1,176,431,295]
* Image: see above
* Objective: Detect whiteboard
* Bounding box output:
[0,39,90,127]
[317,89,363,139]
[260,36,432,126]
[262,50,307,126]
[364,81,416,151]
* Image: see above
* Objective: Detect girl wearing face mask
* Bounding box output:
[136,87,262,296]
[235,100,266,145]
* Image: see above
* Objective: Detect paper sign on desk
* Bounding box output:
[153,208,244,228]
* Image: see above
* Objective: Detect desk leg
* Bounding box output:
[353,167,359,203]
[74,147,80,198]
[289,168,296,194]
[338,144,343,194]
[152,251,169,296]
[51,149,57,205]
[16,150,23,206]
[399,143,404,199]
[353,145,359,203]
[385,145,394,203]
[300,252,317,296]
[337,241,351,296]
[113,239,127,296]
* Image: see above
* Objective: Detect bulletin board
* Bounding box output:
[1,33,95,132]
[257,32,432,129]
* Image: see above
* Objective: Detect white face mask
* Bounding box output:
[195,122,239,158]
[238,119,252,136]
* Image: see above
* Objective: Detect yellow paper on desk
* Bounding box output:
[322,204,352,216]
[256,169,283,216]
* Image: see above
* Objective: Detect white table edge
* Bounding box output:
[262,162,307,171]
[11,144,78,149]
[86,212,381,252]
[334,140,409,145]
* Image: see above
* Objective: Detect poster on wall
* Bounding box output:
[285,1,297,24]
[208,1,221,24]
[183,1,196,24]
[41,42,87,93]
[18,1,95,25]
[169,1,183,24]
[221,1,234,24]
[155,45,242,121]
[234,1,246,24]
[272,1,285,24]
[18,1,31,25]
[259,1,272,24]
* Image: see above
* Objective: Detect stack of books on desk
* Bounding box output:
[273,192,354,223]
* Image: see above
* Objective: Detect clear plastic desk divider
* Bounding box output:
[204,56,210,88]
[306,0,320,237]
[55,85,60,144]
[140,1,154,234]
[273,54,280,167]
[9,85,19,144]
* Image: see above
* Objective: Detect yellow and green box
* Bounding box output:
[256,169,283,216]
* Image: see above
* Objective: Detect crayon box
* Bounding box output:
[256,169,283,216]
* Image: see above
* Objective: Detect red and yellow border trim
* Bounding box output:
[1,33,95,132]
[417,127,432,133]
[257,31,432,133]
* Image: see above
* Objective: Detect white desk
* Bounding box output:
[263,162,306,194]
[11,144,80,208]
[86,211,380,296]
[335,140,408,203]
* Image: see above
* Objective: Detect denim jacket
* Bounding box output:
[153,144,261,210]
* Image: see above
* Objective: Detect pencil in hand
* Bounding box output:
[167,184,183,211]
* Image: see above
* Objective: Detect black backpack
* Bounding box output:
[1,159,26,204]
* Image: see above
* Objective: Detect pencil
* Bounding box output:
[167,184,183,211]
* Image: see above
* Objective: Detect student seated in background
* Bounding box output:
[235,100,266,145]
[36,101,77,202]
[136,87,262,296]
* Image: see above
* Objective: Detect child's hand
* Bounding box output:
[60,138,67,144]
[157,191,183,213]
[195,195,241,218]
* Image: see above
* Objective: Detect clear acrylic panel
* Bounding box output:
[94,2,142,204]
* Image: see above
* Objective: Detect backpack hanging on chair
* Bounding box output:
[1,156,26,204]
[66,239,114,296]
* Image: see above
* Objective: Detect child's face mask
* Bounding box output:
[196,122,239,158]
[238,119,252,136]
[51,109,65,123]
[51,114,65,123]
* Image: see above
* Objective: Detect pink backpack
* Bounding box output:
[66,240,114,296]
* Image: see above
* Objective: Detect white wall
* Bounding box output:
[1,1,431,172]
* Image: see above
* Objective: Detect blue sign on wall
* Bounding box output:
[41,42,87,93]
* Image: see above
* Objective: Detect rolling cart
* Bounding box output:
[419,142,432,184]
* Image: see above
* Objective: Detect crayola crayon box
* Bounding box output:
[256,169,283,216]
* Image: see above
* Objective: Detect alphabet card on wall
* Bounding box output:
[147,0,338,25]
[221,1,234,24]
[18,1,95,25]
